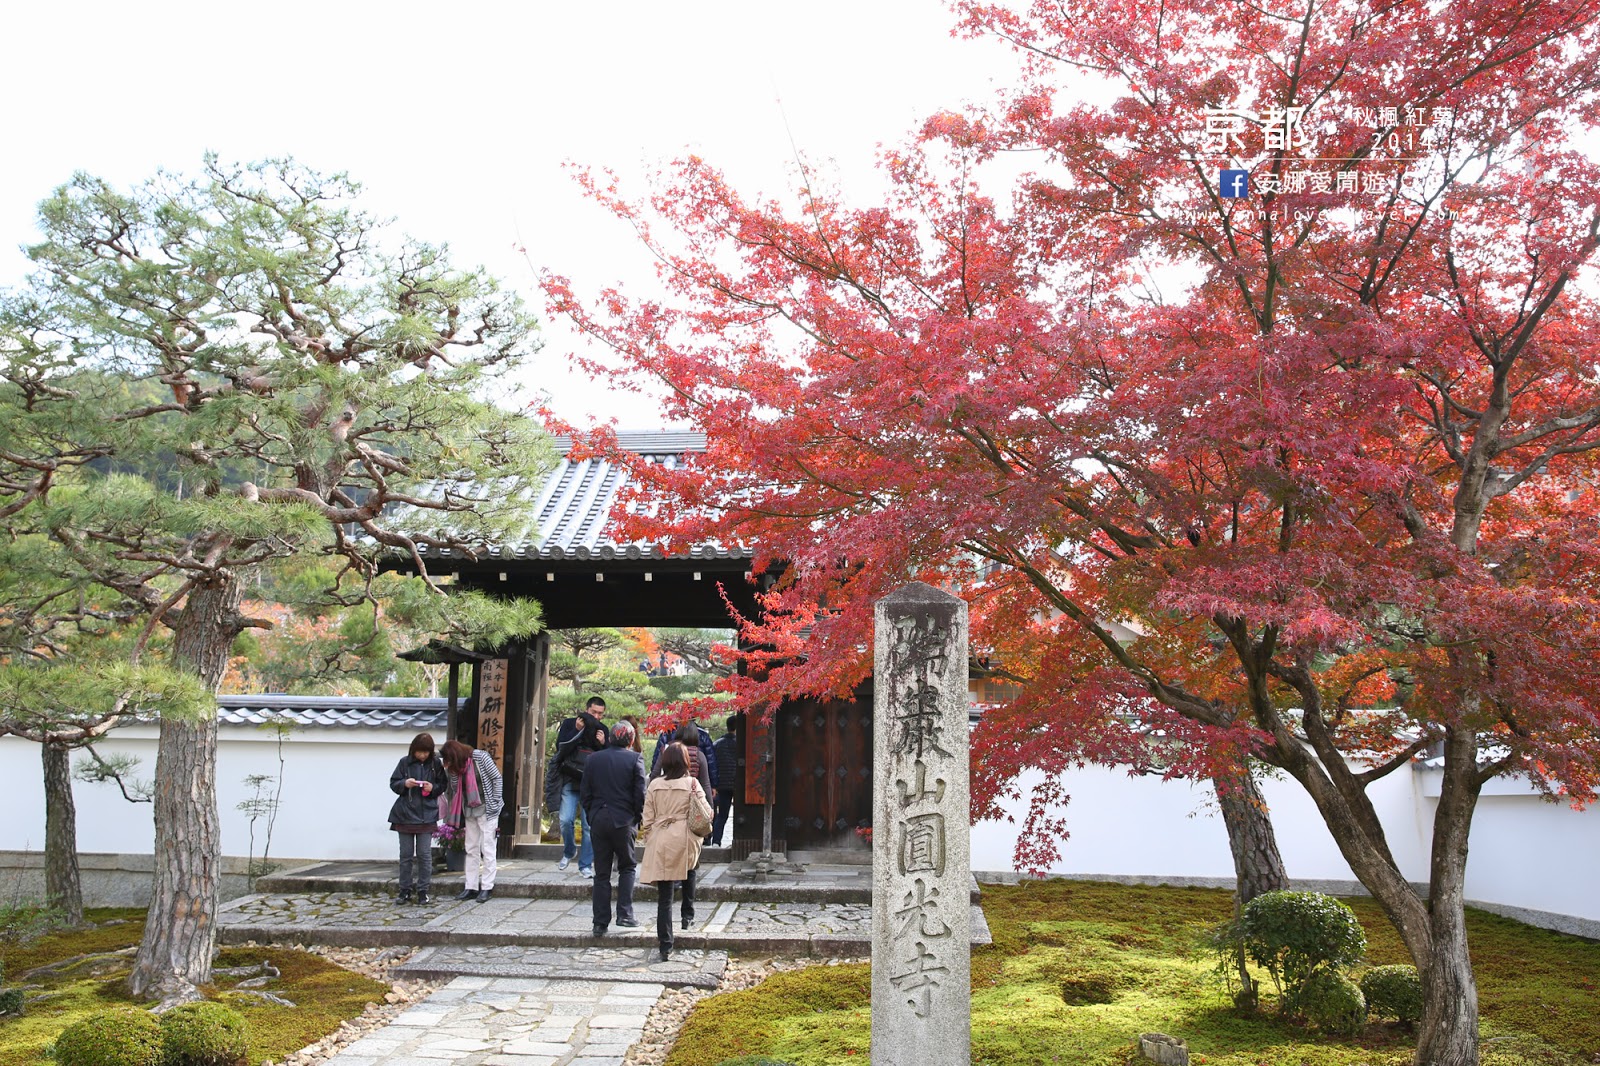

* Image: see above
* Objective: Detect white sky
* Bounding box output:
[0,1,1016,427]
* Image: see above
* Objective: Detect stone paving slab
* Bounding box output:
[218,890,990,954]
[324,976,659,1066]
[392,945,727,989]
[257,858,969,905]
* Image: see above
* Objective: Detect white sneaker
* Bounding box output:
[579,866,594,878]
[557,856,570,871]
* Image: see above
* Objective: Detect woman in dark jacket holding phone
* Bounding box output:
[389,732,447,905]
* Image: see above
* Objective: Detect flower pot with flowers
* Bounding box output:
[433,822,466,872]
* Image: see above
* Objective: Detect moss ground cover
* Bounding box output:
[665,881,1600,1066]
[0,909,390,1066]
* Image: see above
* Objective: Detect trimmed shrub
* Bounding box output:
[1293,968,1367,1036]
[1361,964,1424,1024]
[158,1002,250,1066]
[0,986,24,1015]
[53,1008,163,1066]
[1238,891,1367,990]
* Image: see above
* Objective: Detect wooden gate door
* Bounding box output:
[774,695,873,851]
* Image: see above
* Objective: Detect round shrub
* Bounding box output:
[1360,964,1423,1024]
[1239,891,1367,989]
[158,1002,250,1066]
[54,1008,163,1066]
[0,987,24,1015]
[1293,968,1367,1035]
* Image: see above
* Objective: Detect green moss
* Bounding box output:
[159,1002,249,1066]
[53,1008,163,1066]
[0,917,389,1066]
[668,883,1600,1066]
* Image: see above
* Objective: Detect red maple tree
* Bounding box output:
[545,2,1600,1062]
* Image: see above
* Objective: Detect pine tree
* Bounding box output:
[3,157,550,1005]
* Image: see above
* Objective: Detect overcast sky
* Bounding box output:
[0,1,1015,427]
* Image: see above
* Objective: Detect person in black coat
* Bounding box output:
[580,720,647,936]
[710,714,743,846]
[550,697,610,876]
[388,732,447,905]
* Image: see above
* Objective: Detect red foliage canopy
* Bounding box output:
[546,10,1600,1033]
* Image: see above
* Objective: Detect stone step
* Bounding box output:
[391,945,727,990]
[217,890,992,957]
[508,842,735,863]
[257,859,979,905]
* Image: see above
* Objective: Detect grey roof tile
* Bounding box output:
[412,429,751,563]
[216,695,448,731]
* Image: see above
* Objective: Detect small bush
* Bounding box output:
[158,1002,250,1066]
[1292,968,1367,1036]
[1238,891,1367,990]
[53,1008,164,1066]
[0,986,25,1015]
[1361,964,1423,1024]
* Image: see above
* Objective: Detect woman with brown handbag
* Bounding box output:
[637,743,712,960]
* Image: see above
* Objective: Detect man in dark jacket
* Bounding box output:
[710,714,742,846]
[581,720,647,937]
[550,697,609,876]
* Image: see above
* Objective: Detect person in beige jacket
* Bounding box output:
[637,743,707,960]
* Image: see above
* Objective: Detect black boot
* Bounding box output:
[681,910,694,930]
[395,888,413,905]
[454,888,476,900]
[476,888,493,903]
[416,889,430,905]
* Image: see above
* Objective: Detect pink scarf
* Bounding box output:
[446,757,481,824]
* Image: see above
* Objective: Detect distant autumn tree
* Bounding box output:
[3,157,550,1006]
[546,1,1600,1062]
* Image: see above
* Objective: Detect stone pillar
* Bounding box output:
[872,583,970,1066]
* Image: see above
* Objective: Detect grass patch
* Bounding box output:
[0,909,390,1066]
[666,881,1600,1066]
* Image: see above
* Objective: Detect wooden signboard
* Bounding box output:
[477,658,509,772]
[744,709,774,806]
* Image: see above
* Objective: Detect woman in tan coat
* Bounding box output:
[637,743,706,960]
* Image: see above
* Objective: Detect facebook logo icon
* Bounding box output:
[1220,170,1250,198]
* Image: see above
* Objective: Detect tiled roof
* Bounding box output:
[217,695,447,731]
[415,429,751,563]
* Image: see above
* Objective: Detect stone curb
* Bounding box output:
[219,922,987,953]
[390,955,726,989]
[253,874,883,904]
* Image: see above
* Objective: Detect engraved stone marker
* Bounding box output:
[873,583,970,1066]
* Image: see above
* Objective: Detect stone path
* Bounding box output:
[325,975,658,1066]
[393,945,727,990]
[259,858,902,904]
[217,890,985,956]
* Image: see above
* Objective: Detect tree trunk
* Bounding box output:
[1413,725,1483,1066]
[128,575,241,1006]
[1216,766,1289,902]
[42,742,85,927]
[1215,765,1289,1009]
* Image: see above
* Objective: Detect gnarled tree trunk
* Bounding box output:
[1215,765,1289,1009]
[128,575,241,1006]
[42,741,85,927]
[1413,726,1482,1066]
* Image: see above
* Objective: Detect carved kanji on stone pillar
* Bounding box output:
[872,583,970,1065]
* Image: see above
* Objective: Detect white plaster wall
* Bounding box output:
[5,729,1598,927]
[1,724,421,864]
[970,763,1600,926]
